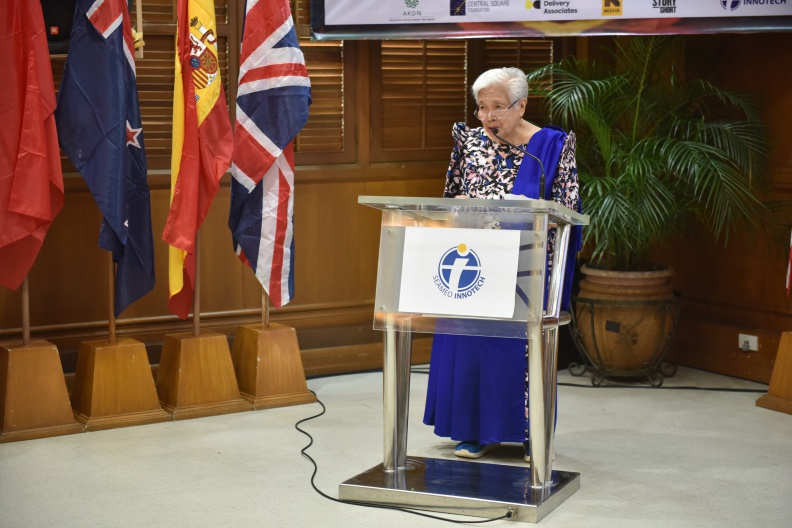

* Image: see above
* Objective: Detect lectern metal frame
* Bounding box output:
[341,196,589,523]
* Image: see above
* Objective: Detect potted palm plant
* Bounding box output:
[526,36,770,385]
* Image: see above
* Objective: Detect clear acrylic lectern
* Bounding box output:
[340,196,589,523]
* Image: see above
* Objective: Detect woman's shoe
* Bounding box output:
[454,441,500,459]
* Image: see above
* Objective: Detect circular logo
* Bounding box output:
[525,0,541,9]
[438,243,482,293]
[720,0,740,10]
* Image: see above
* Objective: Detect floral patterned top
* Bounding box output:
[443,122,579,210]
[443,122,580,268]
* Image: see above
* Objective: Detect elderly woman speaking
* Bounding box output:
[422,67,581,462]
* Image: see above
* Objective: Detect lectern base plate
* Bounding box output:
[339,456,579,523]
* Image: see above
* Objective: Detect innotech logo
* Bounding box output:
[434,243,487,299]
[721,0,741,10]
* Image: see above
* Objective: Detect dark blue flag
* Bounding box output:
[55,0,154,316]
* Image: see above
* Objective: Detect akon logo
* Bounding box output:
[434,243,487,299]
[403,0,421,15]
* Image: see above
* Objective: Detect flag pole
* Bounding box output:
[21,276,30,346]
[262,290,270,327]
[193,232,201,337]
[108,254,116,344]
[134,0,144,59]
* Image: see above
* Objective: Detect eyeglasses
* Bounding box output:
[474,100,518,120]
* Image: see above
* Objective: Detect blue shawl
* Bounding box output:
[512,125,582,311]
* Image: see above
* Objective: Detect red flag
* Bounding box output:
[0,0,65,290]
[162,0,234,319]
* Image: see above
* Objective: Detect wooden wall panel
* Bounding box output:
[291,172,444,308]
[3,3,450,389]
[664,33,792,383]
[0,164,446,377]
[1,179,108,327]
[672,311,780,383]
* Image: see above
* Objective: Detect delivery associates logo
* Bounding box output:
[434,243,487,299]
[526,1,579,14]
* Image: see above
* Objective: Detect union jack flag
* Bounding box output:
[85,0,136,67]
[229,0,311,308]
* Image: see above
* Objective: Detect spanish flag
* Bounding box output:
[163,0,233,319]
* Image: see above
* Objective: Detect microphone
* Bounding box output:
[491,127,546,200]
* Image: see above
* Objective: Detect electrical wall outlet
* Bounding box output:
[738,334,758,352]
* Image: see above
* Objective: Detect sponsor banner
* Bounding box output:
[325,0,792,26]
[313,0,792,39]
[398,227,520,319]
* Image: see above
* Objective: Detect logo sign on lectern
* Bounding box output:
[398,227,520,318]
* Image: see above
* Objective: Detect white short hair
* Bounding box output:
[471,67,528,104]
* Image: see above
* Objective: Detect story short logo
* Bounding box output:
[721,0,740,10]
[652,0,677,14]
[434,243,487,299]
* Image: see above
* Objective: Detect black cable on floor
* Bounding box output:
[295,390,514,525]
[410,367,767,393]
[556,382,767,393]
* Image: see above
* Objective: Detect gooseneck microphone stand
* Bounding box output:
[492,127,546,199]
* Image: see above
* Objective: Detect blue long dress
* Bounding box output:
[423,122,580,444]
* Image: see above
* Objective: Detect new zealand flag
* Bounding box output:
[56,0,154,316]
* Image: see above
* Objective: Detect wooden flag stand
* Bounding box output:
[156,235,251,419]
[756,331,792,415]
[231,291,316,410]
[70,257,170,431]
[1,278,83,442]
